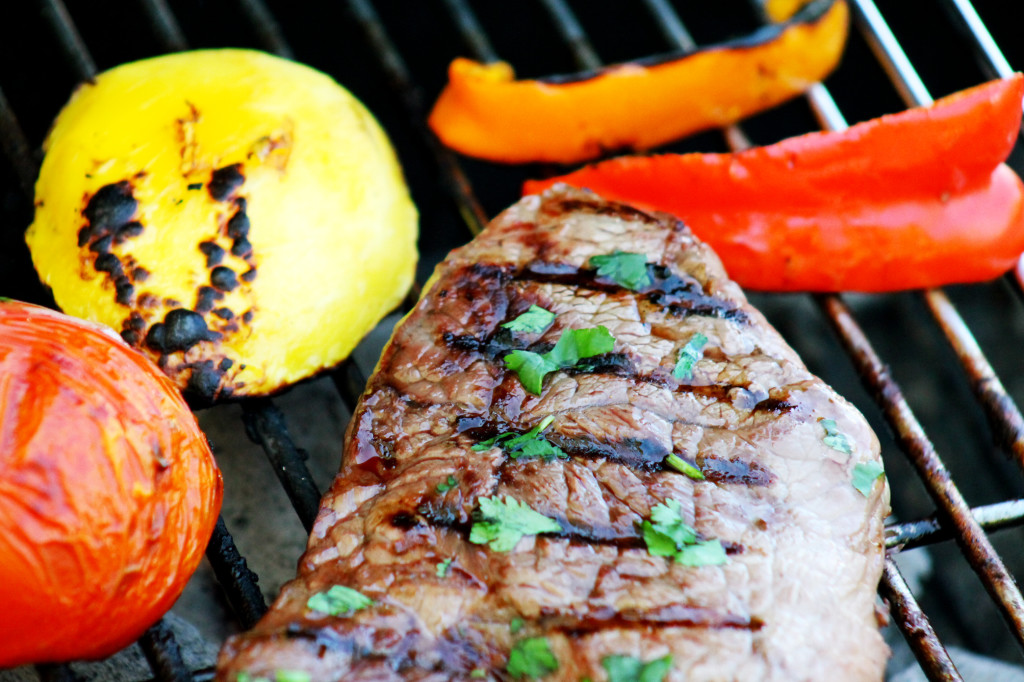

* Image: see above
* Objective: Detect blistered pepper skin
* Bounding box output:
[525,75,1024,292]
[0,300,222,666]
[428,0,848,164]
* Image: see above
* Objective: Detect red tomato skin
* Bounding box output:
[0,301,222,666]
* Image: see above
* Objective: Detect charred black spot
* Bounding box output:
[753,397,794,414]
[240,268,257,283]
[145,308,217,353]
[210,266,240,292]
[113,221,143,244]
[570,353,634,376]
[84,181,137,236]
[137,293,159,308]
[227,211,249,240]
[700,457,775,486]
[89,235,113,254]
[390,512,420,529]
[208,164,245,201]
[77,226,91,248]
[131,266,149,282]
[125,311,146,331]
[187,182,203,190]
[212,307,234,320]
[94,253,123,276]
[218,357,234,371]
[195,286,224,313]
[199,241,225,267]
[231,237,252,257]
[242,310,254,324]
[186,360,222,398]
[114,277,135,305]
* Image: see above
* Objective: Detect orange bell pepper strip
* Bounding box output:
[523,75,1024,292]
[428,0,848,165]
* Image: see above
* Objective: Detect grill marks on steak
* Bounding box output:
[217,187,889,681]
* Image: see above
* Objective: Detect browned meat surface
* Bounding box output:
[217,185,890,681]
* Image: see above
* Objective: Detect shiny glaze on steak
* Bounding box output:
[217,186,890,681]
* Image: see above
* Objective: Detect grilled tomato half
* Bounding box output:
[26,49,418,402]
[0,300,222,667]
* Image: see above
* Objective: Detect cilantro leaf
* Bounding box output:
[676,540,727,567]
[306,585,373,616]
[503,305,556,334]
[510,617,525,634]
[470,670,487,679]
[603,655,673,682]
[436,557,453,578]
[641,499,726,567]
[436,475,458,493]
[470,496,562,552]
[274,673,311,682]
[507,637,559,679]
[471,416,567,461]
[673,333,708,381]
[589,251,652,291]
[819,418,853,455]
[852,461,885,496]
[504,326,616,395]
[665,453,704,480]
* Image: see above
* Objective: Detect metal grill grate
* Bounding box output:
[1,1,1024,681]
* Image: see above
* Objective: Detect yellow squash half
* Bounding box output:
[27,49,417,401]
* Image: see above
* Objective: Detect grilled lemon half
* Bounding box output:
[26,49,417,401]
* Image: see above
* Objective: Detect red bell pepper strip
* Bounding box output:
[428,0,848,164]
[523,75,1024,292]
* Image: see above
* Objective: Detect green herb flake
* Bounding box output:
[507,637,559,679]
[436,557,453,578]
[470,670,487,678]
[436,475,458,493]
[852,461,885,496]
[470,495,562,552]
[510,617,525,634]
[305,585,373,616]
[502,305,556,334]
[589,251,652,291]
[819,418,853,455]
[603,654,673,682]
[237,674,270,682]
[641,499,726,568]
[665,453,704,480]
[275,672,311,682]
[471,416,567,461]
[504,326,615,395]
[672,333,708,381]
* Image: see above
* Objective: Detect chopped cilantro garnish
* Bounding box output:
[436,475,458,493]
[436,557,453,578]
[642,499,726,567]
[470,670,487,678]
[589,251,651,291]
[603,654,673,682]
[820,418,853,455]
[470,495,562,552]
[507,637,559,679]
[503,305,556,334]
[237,674,268,682]
[852,461,885,496]
[665,453,704,480]
[672,333,708,380]
[274,673,311,682]
[471,415,567,461]
[305,585,373,616]
[510,617,525,634]
[505,326,615,394]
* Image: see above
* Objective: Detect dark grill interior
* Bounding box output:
[2,1,1024,680]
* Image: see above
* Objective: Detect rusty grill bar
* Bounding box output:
[1,1,1023,681]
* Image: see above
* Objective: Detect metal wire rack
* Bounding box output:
[1,1,1023,681]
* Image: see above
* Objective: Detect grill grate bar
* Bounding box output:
[235,0,294,60]
[880,558,964,681]
[818,290,1024,651]
[849,0,931,105]
[943,0,1014,79]
[440,0,499,64]
[138,619,192,682]
[38,0,96,80]
[538,0,601,70]
[347,0,487,236]
[0,86,38,196]
[136,0,188,53]
[887,499,1024,551]
[205,516,268,630]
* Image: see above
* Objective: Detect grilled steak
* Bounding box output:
[217,185,890,681]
